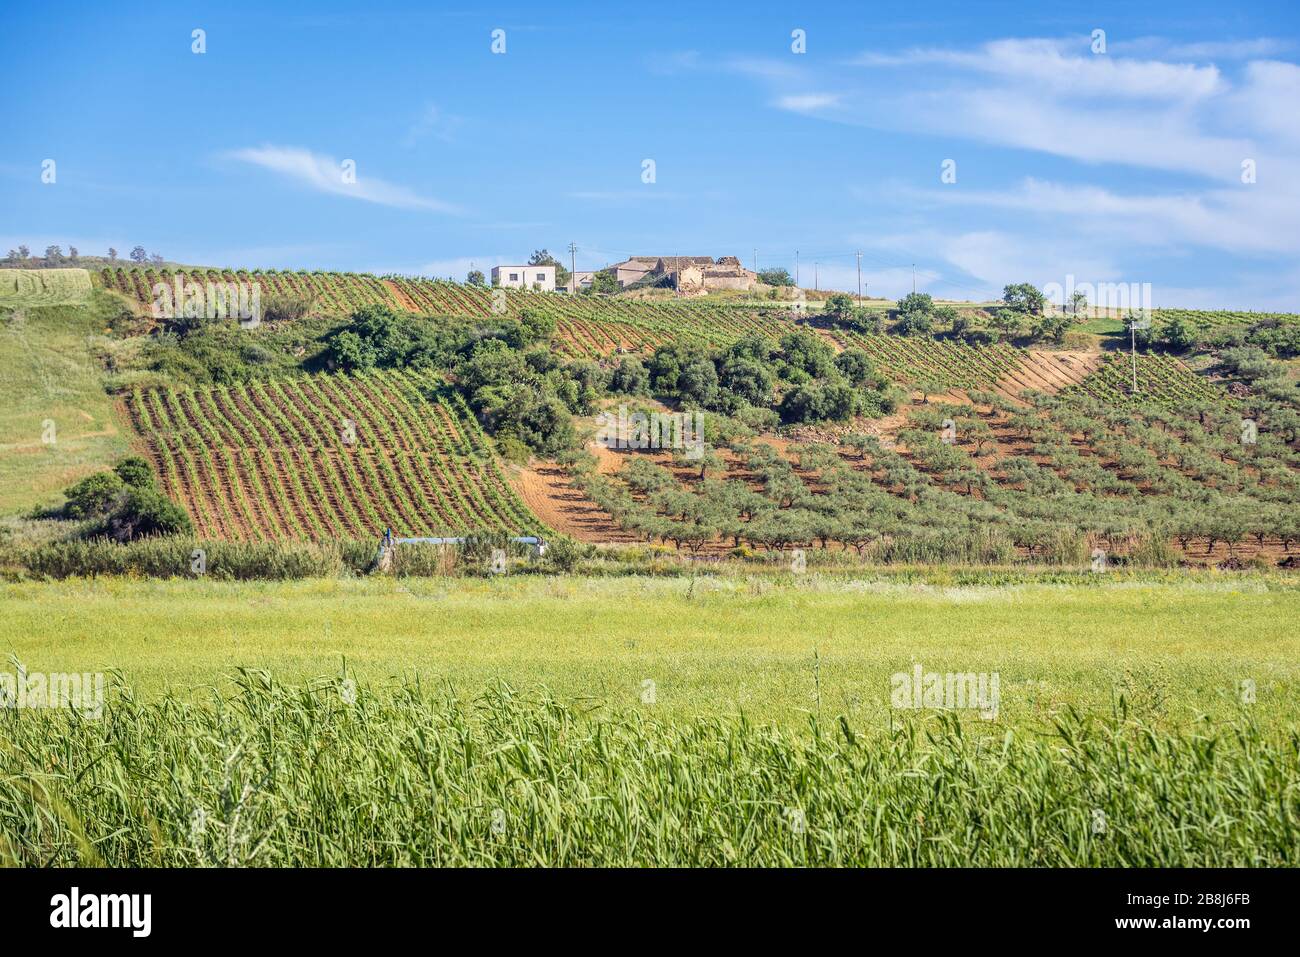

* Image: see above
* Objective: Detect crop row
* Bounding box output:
[830,331,1023,388]
[125,369,546,542]
[1063,354,1220,405]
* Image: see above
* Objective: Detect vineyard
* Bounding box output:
[124,368,546,541]
[828,329,1024,390]
[97,265,397,316]
[94,266,802,358]
[1061,353,1221,405]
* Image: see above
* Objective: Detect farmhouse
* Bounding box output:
[607,255,759,294]
[491,264,556,292]
[566,270,595,293]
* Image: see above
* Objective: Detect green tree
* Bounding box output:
[529,249,571,289]
[63,472,125,519]
[1002,283,1046,315]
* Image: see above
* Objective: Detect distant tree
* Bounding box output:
[467,269,486,286]
[5,249,16,261]
[1069,290,1088,315]
[583,269,619,296]
[758,267,794,287]
[130,246,148,263]
[895,291,934,336]
[44,245,63,262]
[150,253,165,265]
[896,291,934,316]
[834,348,876,386]
[528,249,570,289]
[1002,282,1046,315]
[17,245,30,259]
[1158,315,1195,353]
[1032,312,1073,345]
[609,357,650,395]
[933,304,959,333]
[107,486,192,542]
[107,247,118,261]
[990,308,1024,342]
[823,293,855,323]
[67,246,79,261]
[678,359,720,407]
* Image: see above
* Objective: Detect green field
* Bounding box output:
[2,573,1297,866]
[2,574,1295,725]
[0,298,130,514]
[0,268,92,308]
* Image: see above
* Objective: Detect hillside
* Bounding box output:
[1,267,1296,568]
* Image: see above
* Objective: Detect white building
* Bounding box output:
[492,264,556,292]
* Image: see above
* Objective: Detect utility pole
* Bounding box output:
[567,242,576,293]
[753,248,758,275]
[814,262,819,292]
[856,251,862,305]
[1126,310,1151,394]
[795,250,800,288]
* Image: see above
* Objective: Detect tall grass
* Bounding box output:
[1,674,1295,866]
[1,536,376,580]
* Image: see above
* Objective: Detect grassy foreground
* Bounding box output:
[1,573,1296,725]
[3,573,1296,866]
[2,675,1296,867]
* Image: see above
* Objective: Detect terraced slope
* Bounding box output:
[124,369,546,541]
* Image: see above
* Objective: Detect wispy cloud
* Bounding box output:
[1113,36,1291,61]
[226,145,463,214]
[773,93,841,113]
[567,189,686,204]
[855,38,1225,99]
[403,103,466,146]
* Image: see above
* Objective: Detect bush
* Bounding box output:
[609,357,650,396]
[113,456,155,489]
[106,487,194,542]
[63,472,125,519]
[544,535,584,572]
[495,435,532,465]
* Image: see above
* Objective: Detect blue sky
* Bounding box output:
[3,0,1298,307]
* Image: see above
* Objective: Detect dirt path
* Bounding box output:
[382,280,419,313]
[509,461,638,543]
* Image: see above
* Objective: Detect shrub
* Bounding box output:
[106,487,194,542]
[113,456,155,489]
[495,435,532,465]
[63,472,124,519]
[544,535,584,572]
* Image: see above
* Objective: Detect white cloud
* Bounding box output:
[899,177,1300,257]
[773,93,840,113]
[1114,37,1290,61]
[226,146,462,214]
[855,38,1224,99]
